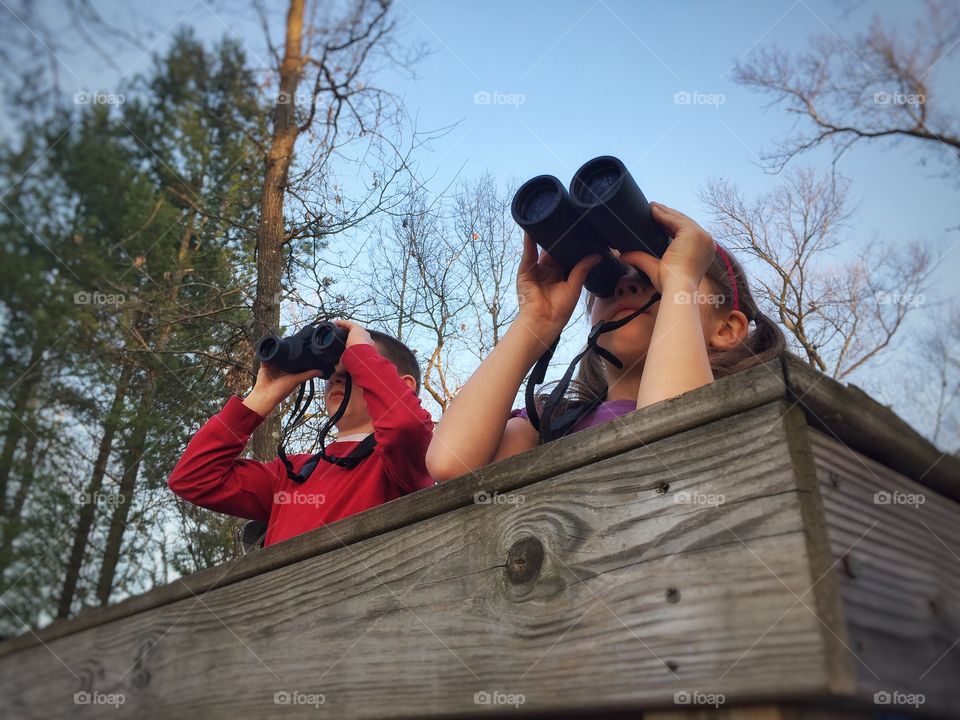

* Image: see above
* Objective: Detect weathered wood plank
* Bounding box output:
[6,353,953,665]
[0,402,848,719]
[645,706,873,720]
[783,354,960,502]
[809,429,960,718]
[777,407,857,698]
[0,359,787,658]
[4,354,954,718]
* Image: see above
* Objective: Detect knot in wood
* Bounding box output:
[505,536,544,585]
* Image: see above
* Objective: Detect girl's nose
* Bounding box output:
[614,281,641,298]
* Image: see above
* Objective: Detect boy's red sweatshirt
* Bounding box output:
[168,344,435,547]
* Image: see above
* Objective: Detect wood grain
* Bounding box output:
[7,354,955,661]
[809,429,960,718]
[2,354,955,718]
[783,354,960,502]
[645,706,873,720]
[0,359,787,658]
[0,403,845,719]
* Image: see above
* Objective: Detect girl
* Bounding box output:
[426,202,785,481]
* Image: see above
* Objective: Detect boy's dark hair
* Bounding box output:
[368,330,422,392]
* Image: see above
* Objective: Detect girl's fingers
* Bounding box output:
[654,202,705,237]
[535,251,567,285]
[620,251,661,291]
[519,233,539,274]
[566,254,602,291]
[539,249,565,273]
[620,250,655,267]
[651,203,684,235]
[521,236,580,286]
[651,201,687,218]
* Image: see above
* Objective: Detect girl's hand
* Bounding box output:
[515,233,600,346]
[620,202,715,293]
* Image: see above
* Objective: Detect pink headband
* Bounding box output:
[714,245,740,313]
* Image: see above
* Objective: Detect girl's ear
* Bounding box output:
[709,309,750,350]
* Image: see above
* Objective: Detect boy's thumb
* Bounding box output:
[293,368,324,384]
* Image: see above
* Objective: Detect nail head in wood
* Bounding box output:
[842,554,862,578]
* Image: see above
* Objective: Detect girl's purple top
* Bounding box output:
[509,399,637,436]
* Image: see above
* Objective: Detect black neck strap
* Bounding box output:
[278,373,378,484]
[524,292,661,444]
[298,433,377,478]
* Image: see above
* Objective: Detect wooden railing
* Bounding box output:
[0,355,957,719]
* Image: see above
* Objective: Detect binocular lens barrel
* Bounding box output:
[570,156,669,258]
[511,175,624,297]
[515,176,561,225]
[311,323,347,354]
[256,336,280,361]
[509,156,669,298]
[256,335,297,366]
[572,161,619,204]
[255,321,347,376]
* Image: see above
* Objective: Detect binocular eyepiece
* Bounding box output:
[511,156,669,297]
[255,321,347,377]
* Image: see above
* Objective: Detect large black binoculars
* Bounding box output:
[255,321,347,377]
[511,156,669,297]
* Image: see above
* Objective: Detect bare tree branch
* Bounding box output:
[733,1,960,174]
[701,168,934,378]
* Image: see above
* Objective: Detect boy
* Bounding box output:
[168,320,435,547]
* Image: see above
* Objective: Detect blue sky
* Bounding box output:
[382,0,958,283]
[9,0,960,426]
[34,0,955,288]
[26,0,960,253]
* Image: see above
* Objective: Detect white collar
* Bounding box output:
[331,432,372,444]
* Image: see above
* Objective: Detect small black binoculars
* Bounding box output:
[255,321,347,377]
[511,155,669,297]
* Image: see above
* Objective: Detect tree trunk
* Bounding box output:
[95,206,198,605]
[0,344,43,516]
[0,420,40,576]
[56,361,132,618]
[250,0,305,461]
[95,377,152,606]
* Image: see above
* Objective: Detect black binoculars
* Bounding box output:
[255,321,347,377]
[511,155,669,297]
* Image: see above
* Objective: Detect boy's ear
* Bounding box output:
[709,309,749,350]
[399,374,418,393]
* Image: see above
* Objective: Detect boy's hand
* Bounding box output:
[244,363,323,418]
[621,202,715,294]
[332,319,376,349]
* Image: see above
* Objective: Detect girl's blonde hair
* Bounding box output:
[538,246,786,419]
